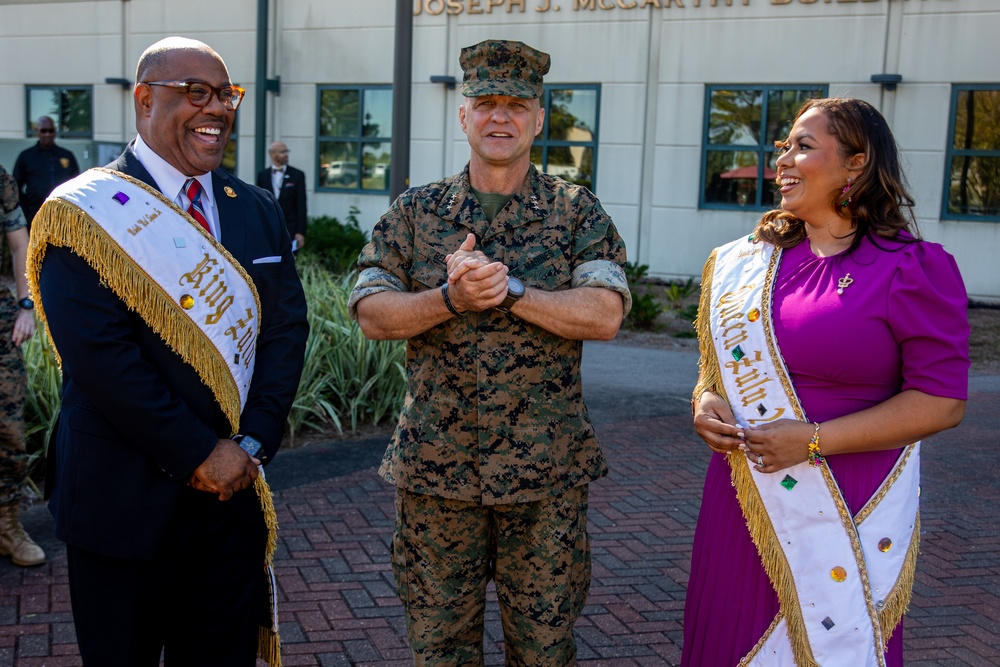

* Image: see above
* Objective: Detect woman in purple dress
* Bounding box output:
[683,98,969,666]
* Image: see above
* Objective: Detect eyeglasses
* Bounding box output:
[143,80,246,111]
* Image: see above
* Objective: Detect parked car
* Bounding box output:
[326,161,359,185]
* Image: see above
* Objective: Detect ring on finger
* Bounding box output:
[757,454,764,466]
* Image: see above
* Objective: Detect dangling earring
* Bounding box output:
[840,177,854,207]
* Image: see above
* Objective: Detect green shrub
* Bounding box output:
[624,261,649,284]
[627,292,664,330]
[663,278,697,312]
[298,206,369,273]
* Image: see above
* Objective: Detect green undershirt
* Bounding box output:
[471,188,515,223]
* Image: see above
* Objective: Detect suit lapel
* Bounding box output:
[211,169,247,259]
[112,143,161,192]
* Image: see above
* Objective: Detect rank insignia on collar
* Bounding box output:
[224,186,237,198]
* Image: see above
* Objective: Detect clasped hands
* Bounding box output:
[189,438,260,501]
[692,391,817,473]
[443,233,514,313]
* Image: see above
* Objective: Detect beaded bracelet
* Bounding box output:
[441,283,463,317]
[807,422,824,467]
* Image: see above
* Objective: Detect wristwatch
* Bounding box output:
[233,433,263,458]
[496,277,525,313]
[18,298,33,310]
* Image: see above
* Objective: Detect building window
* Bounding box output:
[531,85,600,191]
[26,85,93,138]
[701,85,826,210]
[944,85,1000,222]
[317,85,391,193]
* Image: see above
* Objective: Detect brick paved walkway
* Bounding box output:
[1,371,997,665]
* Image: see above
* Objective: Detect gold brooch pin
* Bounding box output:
[224,186,237,198]
[837,273,854,295]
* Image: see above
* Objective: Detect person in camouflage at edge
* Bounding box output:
[0,164,44,567]
[349,40,631,666]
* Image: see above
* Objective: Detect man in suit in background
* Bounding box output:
[29,36,308,667]
[257,141,307,251]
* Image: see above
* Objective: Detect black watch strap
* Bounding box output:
[18,297,34,310]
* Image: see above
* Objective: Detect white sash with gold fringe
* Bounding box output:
[704,236,919,667]
[27,168,283,667]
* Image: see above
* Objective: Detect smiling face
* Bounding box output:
[134,48,234,176]
[459,94,544,172]
[775,107,863,225]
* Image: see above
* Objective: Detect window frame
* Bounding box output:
[699,84,828,211]
[942,83,1000,223]
[25,85,94,138]
[532,84,601,191]
[315,84,392,195]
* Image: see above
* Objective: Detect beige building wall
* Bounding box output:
[1,0,997,298]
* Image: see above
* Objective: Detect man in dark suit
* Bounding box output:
[257,142,307,251]
[29,37,307,667]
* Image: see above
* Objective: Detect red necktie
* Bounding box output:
[184,178,212,236]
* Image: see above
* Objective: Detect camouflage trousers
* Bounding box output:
[392,485,591,667]
[0,294,27,508]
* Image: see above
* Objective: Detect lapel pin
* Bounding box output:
[224,186,237,198]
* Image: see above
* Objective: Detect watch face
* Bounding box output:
[507,276,525,297]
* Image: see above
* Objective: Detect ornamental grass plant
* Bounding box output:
[284,261,406,444]
[21,261,406,487]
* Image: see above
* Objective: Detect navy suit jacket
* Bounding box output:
[256,165,307,240]
[39,143,308,560]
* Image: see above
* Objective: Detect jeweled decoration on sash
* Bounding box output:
[180,294,195,310]
[831,566,848,582]
[731,345,746,362]
[112,192,129,205]
[822,617,836,630]
[878,538,893,552]
[780,475,798,491]
[747,308,760,322]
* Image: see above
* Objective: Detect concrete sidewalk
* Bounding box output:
[1,342,998,666]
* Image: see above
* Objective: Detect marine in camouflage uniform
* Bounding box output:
[350,40,630,665]
[0,164,44,567]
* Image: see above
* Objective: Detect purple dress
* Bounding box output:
[681,234,970,666]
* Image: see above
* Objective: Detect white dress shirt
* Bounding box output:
[133,135,221,240]
[270,165,284,198]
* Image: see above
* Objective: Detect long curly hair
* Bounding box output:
[753,98,919,252]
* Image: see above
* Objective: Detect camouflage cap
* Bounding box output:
[459,40,551,99]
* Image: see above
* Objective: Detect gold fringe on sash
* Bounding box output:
[695,247,818,666]
[695,243,919,665]
[27,193,283,667]
[692,250,723,402]
[26,197,243,429]
[878,513,920,644]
